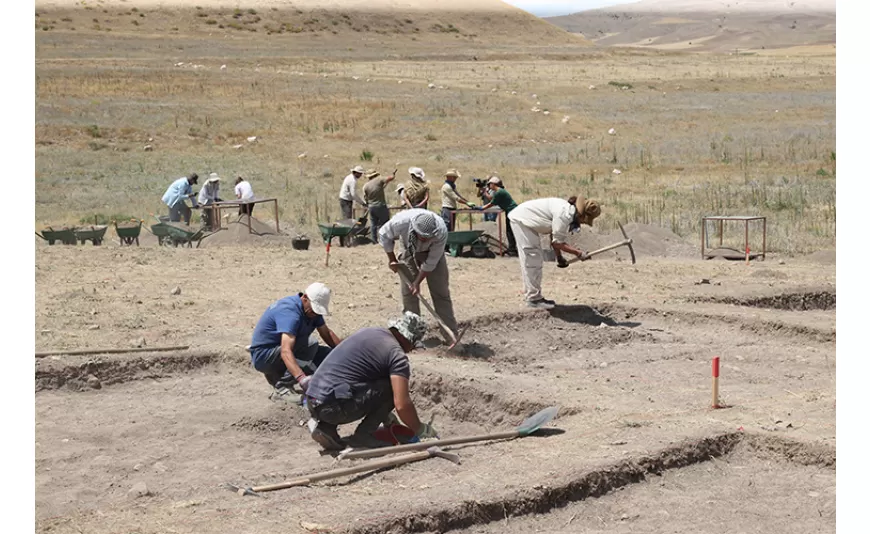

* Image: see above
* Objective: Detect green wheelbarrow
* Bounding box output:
[149,222,208,248]
[36,227,77,246]
[446,230,486,258]
[74,225,108,245]
[318,214,369,248]
[114,219,143,246]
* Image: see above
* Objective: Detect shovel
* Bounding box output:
[226,446,460,496]
[337,406,559,461]
[393,263,468,349]
[567,221,636,265]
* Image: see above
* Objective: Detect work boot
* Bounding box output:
[311,422,345,451]
[527,299,555,310]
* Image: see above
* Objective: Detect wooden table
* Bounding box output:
[449,208,505,256]
[701,215,766,260]
[206,198,280,234]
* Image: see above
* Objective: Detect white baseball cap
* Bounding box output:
[409,167,425,179]
[304,282,331,316]
[487,176,502,185]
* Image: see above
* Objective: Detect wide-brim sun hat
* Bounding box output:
[365,170,380,179]
[408,167,425,180]
[445,169,461,178]
[352,165,365,174]
[207,172,221,183]
[304,282,332,316]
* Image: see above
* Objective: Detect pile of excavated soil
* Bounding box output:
[806,248,836,265]
[200,215,295,248]
[475,220,695,261]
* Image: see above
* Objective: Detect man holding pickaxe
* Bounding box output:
[378,209,460,345]
[508,195,601,309]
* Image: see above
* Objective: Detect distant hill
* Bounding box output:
[35,0,589,46]
[545,0,835,52]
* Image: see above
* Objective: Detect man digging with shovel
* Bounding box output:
[378,209,460,345]
[304,312,439,451]
[508,195,601,309]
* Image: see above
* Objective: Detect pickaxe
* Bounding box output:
[226,446,460,496]
[567,221,636,265]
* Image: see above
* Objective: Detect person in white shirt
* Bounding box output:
[440,169,475,231]
[339,165,367,220]
[508,196,601,309]
[378,209,458,340]
[197,173,223,229]
[234,176,255,216]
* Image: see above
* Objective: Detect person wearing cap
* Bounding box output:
[440,169,476,232]
[394,183,410,209]
[507,196,601,309]
[362,168,397,244]
[304,311,438,450]
[248,283,343,403]
[339,165,367,220]
[234,176,255,217]
[378,208,459,341]
[197,173,223,229]
[403,167,430,210]
[478,176,518,256]
[161,173,200,224]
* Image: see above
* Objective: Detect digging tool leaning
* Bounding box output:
[567,221,636,265]
[392,263,467,349]
[325,223,336,267]
[228,446,460,496]
[337,406,559,461]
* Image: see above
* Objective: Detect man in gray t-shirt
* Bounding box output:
[305,312,439,450]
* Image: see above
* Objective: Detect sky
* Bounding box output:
[502,0,639,17]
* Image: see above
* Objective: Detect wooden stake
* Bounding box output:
[712,356,721,408]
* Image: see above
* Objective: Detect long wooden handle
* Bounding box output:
[35,345,190,358]
[250,449,436,493]
[567,239,631,265]
[396,265,458,344]
[340,430,520,460]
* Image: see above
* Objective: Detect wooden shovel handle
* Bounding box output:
[340,430,520,460]
[251,449,435,493]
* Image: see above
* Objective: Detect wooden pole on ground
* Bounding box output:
[36,345,190,358]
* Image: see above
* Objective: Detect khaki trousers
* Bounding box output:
[510,220,545,302]
[398,249,459,338]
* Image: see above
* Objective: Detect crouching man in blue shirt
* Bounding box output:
[248,282,343,403]
[304,311,438,451]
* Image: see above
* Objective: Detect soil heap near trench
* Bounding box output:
[200,215,295,248]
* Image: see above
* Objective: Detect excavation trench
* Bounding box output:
[691,290,836,311]
[34,349,240,392]
[344,433,834,534]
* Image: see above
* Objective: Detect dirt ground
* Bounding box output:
[34,224,835,533]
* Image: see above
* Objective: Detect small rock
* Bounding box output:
[696,278,711,285]
[599,362,608,368]
[247,136,258,143]
[532,483,543,490]
[608,128,616,135]
[170,286,181,295]
[154,462,168,473]
[133,464,143,471]
[143,145,153,151]
[778,260,786,265]
[128,482,151,498]
[87,324,100,330]
[133,338,146,348]
[86,375,102,389]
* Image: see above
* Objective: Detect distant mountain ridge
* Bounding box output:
[545,0,835,52]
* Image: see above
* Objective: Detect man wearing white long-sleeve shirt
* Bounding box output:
[339,165,367,220]
[508,195,601,309]
[378,209,458,340]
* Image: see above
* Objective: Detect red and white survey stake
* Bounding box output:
[711,356,721,409]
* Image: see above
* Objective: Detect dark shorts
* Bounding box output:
[307,379,394,431]
[252,336,331,387]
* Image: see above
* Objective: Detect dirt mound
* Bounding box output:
[200,215,294,247]
[806,249,836,265]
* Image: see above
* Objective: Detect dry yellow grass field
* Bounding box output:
[35,0,834,254]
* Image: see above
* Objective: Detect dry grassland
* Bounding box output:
[35,3,835,254]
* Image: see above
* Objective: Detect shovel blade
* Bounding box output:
[517,406,560,436]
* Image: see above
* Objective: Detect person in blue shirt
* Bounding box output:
[161,173,200,224]
[249,282,343,403]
